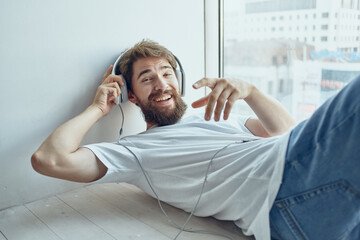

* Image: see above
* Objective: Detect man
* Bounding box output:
[32,40,360,240]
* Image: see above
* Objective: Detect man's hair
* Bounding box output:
[119,40,177,92]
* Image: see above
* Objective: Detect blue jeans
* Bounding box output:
[269,75,360,240]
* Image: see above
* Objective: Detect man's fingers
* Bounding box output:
[214,89,232,121]
[192,78,217,89]
[191,96,209,108]
[193,77,248,121]
[223,93,238,120]
[103,74,124,87]
[101,66,125,87]
[193,78,228,121]
[103,82,121,97]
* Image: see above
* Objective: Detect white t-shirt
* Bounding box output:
[84,113,291,240]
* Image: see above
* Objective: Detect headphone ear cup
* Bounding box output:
[175,69,183,96]
[174,55,185,97]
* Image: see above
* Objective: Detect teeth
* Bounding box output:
[155,95,171,102]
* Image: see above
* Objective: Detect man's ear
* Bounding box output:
[128,91,138,105]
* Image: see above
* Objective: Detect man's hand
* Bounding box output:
[91,65,125,115]
[191,77,295,137]
[191,78,254,121]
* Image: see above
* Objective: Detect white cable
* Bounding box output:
[117,141,239,240]
[118,104,125,135]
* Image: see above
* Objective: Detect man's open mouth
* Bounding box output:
[154,94,172,102]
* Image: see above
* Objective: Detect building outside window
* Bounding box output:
[224,0,360,122]
[321,36,328,41]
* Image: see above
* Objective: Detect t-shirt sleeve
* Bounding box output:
[228,113,253,135]
[82,142,139,184]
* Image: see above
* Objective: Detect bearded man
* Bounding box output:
[32,40,360,240]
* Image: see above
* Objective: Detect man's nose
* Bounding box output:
[153,75,169,91]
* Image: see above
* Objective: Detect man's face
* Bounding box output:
[128,57,187,127]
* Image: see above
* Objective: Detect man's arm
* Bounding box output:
[191,78,296,137]
[31,66,124,182]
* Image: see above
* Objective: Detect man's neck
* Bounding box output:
[146,122,156,130]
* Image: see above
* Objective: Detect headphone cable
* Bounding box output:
[117,141,237,240]
[118,103,125,136]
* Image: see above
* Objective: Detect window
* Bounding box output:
[224,0,360,122]
[279,79,284,93]
[283,56,288,64]
[272,56,278,66]
[268,81,273,95]
[321,25,329,30]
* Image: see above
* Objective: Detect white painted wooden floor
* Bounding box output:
[0,183,254,240]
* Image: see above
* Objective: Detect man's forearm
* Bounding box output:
[244,86,296,136]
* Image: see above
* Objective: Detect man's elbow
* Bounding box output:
[31,150,57,175]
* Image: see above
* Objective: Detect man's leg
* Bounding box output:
[270,75,360,240]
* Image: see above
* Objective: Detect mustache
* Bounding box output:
[148,89,175,101]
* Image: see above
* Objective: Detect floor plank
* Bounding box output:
[25,196,115,240]
[0,231,7,240]
[86,183,195,240]
[57,187,170,239]
[86,183,252,240]
[0,205,59,240]
[122,183,251,239]
[0,183,254,240]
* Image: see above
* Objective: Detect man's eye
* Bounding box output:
[164,73,173,77]
[142,78,151,82]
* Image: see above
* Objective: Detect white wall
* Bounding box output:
[0,0,205,210]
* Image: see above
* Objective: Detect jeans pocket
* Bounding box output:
[273,180,360,240]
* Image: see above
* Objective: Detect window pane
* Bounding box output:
[224,0,360,122]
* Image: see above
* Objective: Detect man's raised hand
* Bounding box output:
[92,65,125,115]
[191,77,253,121]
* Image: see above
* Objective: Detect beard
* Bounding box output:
[136,89,187,126]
